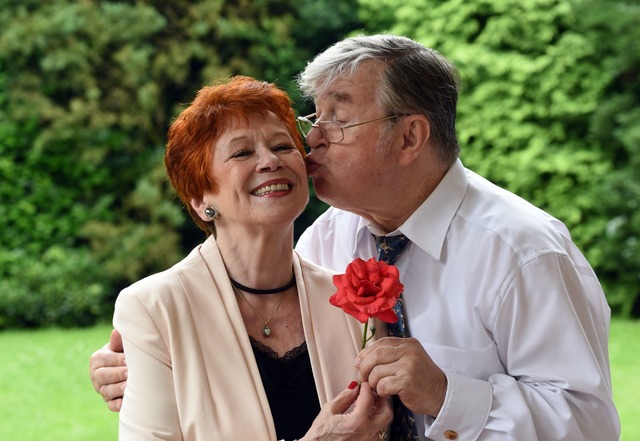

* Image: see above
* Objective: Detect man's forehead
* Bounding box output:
[314,78,357,105]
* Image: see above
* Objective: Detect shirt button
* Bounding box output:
[444,430,459,440]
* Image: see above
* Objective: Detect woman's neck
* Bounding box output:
[215,226,295,291]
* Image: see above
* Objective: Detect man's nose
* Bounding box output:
[304,127,327,151]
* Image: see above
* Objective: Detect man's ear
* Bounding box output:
[398,115,430,166]
[190,198,210,222]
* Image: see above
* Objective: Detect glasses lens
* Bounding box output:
[322,122,343,143]
[296,117,344,143]
[297,118,313,138]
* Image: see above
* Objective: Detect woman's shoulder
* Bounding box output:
[117,242,209,304]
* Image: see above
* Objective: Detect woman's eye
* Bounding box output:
[231,149,251,158]
[275,144,295,151]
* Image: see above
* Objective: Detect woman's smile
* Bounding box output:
[251,179,293,197]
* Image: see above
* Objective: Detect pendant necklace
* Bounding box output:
[233,285,287,337]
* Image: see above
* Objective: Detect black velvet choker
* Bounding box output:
[230,270,296,295]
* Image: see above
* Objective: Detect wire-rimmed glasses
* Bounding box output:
[296,113,401,144]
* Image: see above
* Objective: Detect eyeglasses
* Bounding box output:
[296,113,401,144]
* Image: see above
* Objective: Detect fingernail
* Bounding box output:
[347,381,358,390]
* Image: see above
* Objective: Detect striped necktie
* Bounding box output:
[374,234,420,441]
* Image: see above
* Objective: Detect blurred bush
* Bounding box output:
[0,247,107,328]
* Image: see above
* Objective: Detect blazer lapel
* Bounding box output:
[295,252,363,404]
[179,237,277,440]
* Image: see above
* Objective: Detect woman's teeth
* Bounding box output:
[252,183,290,196]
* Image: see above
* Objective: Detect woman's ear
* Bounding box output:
[190,198,210,222]
[398,115,430,166]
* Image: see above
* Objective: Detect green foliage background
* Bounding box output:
[0,0,638,327]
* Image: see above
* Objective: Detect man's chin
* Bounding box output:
[306,162,320,176]
[310,178,331,203]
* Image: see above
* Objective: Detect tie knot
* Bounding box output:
[374,234,410,265]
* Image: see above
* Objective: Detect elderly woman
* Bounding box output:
[113,76,391,440]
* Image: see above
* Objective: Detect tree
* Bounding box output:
[577,0,640,315]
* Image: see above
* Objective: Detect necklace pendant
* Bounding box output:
[262,324,271,337]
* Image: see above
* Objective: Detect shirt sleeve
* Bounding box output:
[114,291,181,441]
[425,253,620,441]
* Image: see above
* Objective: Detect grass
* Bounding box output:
[0,324,118,441]
[610,318,640,441]
[0,319,638,440]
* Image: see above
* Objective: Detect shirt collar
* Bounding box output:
[353,215,376,257]
[356,159,468,261]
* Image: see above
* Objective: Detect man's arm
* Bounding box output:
[89,329,128,412]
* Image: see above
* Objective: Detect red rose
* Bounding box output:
[329,257,403,324]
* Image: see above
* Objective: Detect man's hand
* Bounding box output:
[300,381,393,441]
[355,337,447,417]
[89,329,128,412]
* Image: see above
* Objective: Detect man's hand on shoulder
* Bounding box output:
[89,329,128,412]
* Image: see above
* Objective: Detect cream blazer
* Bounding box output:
[113,236,365,440]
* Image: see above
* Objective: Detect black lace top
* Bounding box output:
[250,337,320,441]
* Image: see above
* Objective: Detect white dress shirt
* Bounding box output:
[295,160,620,441]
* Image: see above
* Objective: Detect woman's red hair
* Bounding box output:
[164,76,305,235]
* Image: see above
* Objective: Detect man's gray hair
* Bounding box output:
[297,34,461,163]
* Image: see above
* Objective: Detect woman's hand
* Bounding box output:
[300,381,392,441]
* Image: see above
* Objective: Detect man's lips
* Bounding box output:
[305,156,321,176]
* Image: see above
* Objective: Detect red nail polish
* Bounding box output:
[347,381,358,390]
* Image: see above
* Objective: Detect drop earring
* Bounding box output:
[204,207,220,220]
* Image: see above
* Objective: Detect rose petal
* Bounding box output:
[374,308,399,323]
[339,303,370,323]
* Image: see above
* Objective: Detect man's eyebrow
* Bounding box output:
[327,90,352,103]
